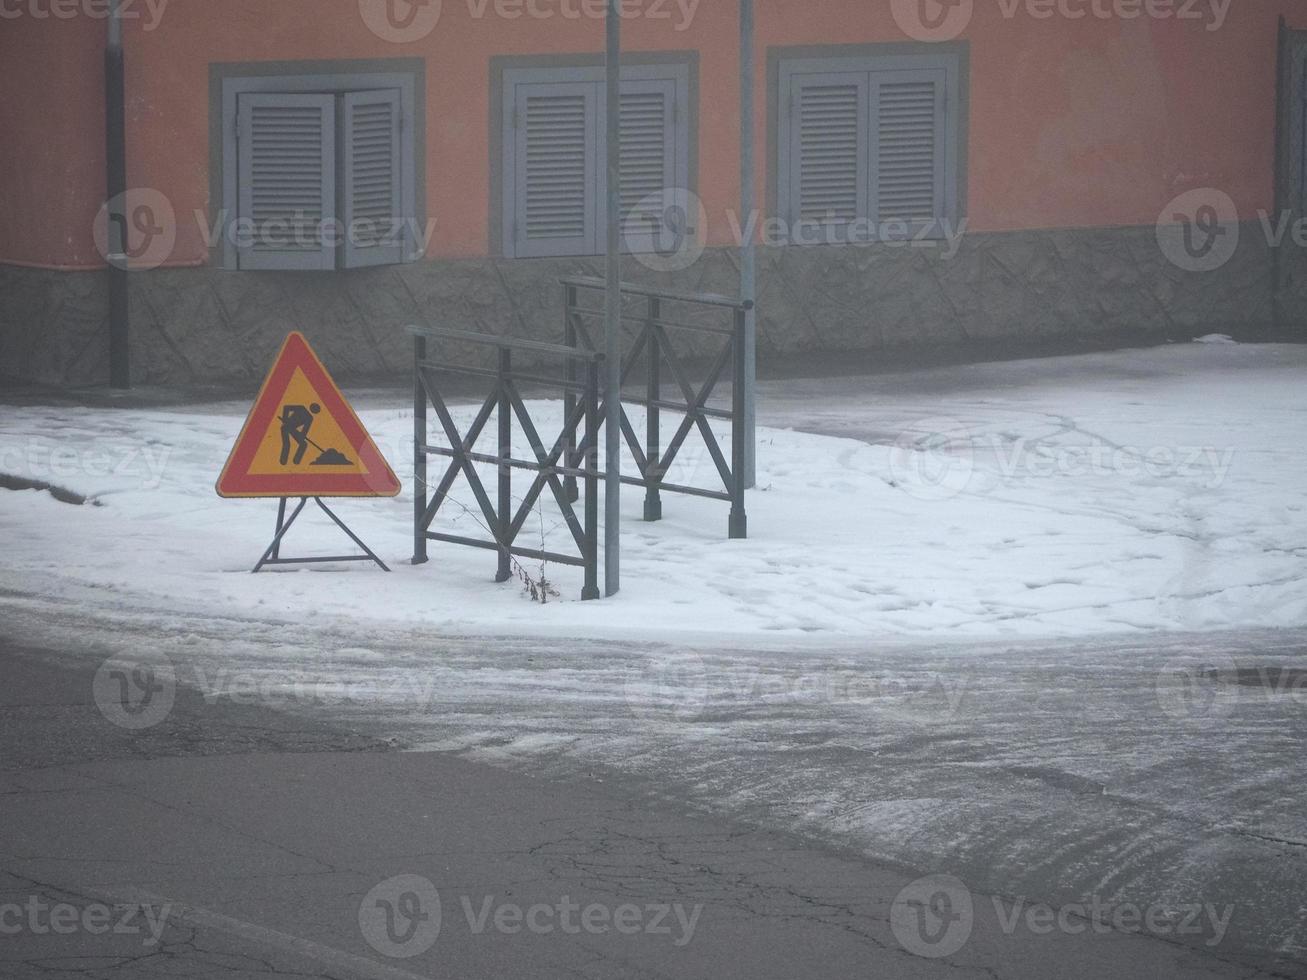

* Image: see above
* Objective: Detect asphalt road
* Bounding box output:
[3,634,1300,980]
[7,606,1307,980]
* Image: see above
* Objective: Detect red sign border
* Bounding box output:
[215,332,401,499]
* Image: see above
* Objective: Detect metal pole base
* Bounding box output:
[729,509,747,540]
[643,496,662,522]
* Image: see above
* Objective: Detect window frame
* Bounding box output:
[212,62,423,271]
[773,45,967,246]
[491,54,696,259]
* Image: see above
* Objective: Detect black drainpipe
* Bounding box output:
[105,0,130,388]
[1272,16,1286,338]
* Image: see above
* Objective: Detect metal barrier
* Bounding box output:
[561,277,750,539]
[411,326,604,600]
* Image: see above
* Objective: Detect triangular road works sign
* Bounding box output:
[216,332,400,499]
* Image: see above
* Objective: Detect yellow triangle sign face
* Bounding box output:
[216,333,401,499]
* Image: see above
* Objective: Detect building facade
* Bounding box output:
[2,0,1306,384]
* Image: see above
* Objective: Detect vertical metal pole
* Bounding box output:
[496,346,513,584]
[729,307,749,540]
[412,334,429,565]
[739,0,757,487]
[604,0,622,596]
[582,357,602,601]
[563,284,579,503]
[271,497,287,561]
[106,0,130,389]
[644,296,662,522]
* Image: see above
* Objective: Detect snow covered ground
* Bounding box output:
[4,341,1307,972]
[1,341,1305,641]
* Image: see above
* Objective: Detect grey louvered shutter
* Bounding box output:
[342,90,404,268]
[236,93,336,270]
[787,72,869,239]
[508,81,598,258]
[871,70,948,231]
[616,79,677,252]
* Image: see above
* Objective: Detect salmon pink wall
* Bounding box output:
[0,15,106,269]
[0,0,1298,268]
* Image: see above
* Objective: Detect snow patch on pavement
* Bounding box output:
[1,343,1305,642]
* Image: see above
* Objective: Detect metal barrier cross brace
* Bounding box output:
[411,326,604,600]
[561,278,750,540]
